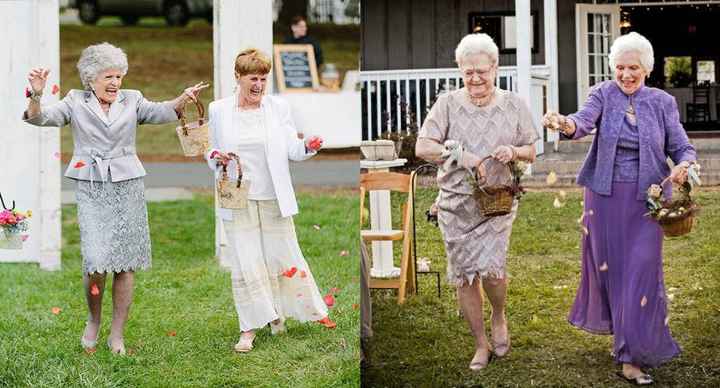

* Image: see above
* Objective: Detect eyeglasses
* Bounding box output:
[460,67,495,79]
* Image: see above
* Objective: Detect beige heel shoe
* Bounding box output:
[107,337,126,355]
[491,313,511,358]
[234,331,256,353]
[469,347,493,371]
[80,321,99,351]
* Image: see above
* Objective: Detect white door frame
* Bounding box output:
[575,3,621,106]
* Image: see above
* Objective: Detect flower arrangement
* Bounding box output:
[0,193,31,249]
[0,209,31,249]
[645,181,698,222]
[645,163,701,237]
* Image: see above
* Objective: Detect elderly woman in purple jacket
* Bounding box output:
[543,32,696,385]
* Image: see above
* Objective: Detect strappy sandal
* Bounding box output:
[616,371,654,386]
[270,319,286,335]
[234,331,256,353]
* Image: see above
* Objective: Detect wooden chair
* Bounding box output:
[688,86,711,122]
[360,171,416,304]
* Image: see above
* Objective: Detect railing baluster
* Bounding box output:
[375,79,381,137]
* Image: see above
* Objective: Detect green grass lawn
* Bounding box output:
[58,22,359,157]
[363,189,720,387]
[0,193,359,387]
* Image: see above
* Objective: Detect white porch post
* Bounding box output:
[213,0,273,267]
[0,0,61,271]
[515,0,532,106]
[544,0,560,150]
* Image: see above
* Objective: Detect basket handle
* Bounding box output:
[228,153,243,187]
[178,97,206,136]
[0,192,15,211]
[474,155,517,189]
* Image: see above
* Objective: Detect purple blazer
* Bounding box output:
[565,81,696,200]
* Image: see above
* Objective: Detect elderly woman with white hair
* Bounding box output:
[543,32,695,385]
[23,42,207,355]
[415,33,539,371]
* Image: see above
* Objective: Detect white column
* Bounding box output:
[0,0,61,270]
[213,0,273,267]
[544,0,560,149]
[515,0,532,106]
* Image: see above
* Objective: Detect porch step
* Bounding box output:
[527,150,720,187]
[548,136,720,155]
[525,172,720,187]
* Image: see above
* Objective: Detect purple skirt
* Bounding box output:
[568,182,681,368]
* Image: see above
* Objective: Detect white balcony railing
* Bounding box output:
[360,66,553,153]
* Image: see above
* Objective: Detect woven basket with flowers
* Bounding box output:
[467,156,527,217]
[646,173,700,237]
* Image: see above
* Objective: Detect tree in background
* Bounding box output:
[277,0,309,28]
[665,56,693,88]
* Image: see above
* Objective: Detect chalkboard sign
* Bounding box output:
[273,44,320,92]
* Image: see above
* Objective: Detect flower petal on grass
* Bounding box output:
[553,197,564,208]
[329,287,340,295]
[324,294,335,308]
[167,330,177,337]
[546,171,558,185]
[51,307,62,315]
[352,303,359,310]
[313,224,321,230]
[339,250,349,257]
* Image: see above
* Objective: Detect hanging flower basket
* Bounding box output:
[0,230,23,250]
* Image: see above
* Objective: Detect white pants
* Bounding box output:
[222,200,328,332]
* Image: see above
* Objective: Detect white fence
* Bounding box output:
[360,65,555,154]
[308,0,360,24]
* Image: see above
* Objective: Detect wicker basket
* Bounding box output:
[658,213,694,237]
[217,154,250,209]
[653,177,698,238]
[176,98,210,157]
[472,156,521,217]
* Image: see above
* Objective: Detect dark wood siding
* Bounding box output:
[558,0,579,114]
[362,0,547,71]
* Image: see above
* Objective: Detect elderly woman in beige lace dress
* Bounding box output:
[415,33,539,371]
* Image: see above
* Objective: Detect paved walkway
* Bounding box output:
[61,160,358,204]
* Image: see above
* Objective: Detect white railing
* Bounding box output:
[360,65,552,144]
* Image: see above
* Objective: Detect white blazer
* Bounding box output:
[205,94,315,219]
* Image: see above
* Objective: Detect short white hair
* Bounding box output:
[608,32,654,74]
[455,33,499,66]
[76,42,128,90]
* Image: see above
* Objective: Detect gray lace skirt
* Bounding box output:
[76,177,151,274]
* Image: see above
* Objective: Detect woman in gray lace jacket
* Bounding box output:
[23,42,207,355]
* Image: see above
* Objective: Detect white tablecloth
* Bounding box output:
[280,91,361,148]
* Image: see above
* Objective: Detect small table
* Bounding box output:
[360,158,407,278]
